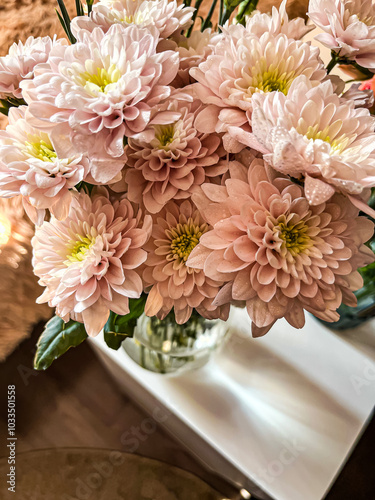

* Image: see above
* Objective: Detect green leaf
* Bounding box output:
[56,0,77,44]
[103,296,146,350]
[34,316,88,370]
[75,0,84,16]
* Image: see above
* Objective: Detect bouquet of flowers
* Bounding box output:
[0,0,374,369]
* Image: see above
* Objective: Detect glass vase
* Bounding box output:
[123,312,228,374]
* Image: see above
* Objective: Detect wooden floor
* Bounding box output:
[0,323,238,498]
[0,324,374,500]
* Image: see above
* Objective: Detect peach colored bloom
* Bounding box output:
[308,0,375,69]
[32,189,152,336]
[239,77,375,215]
[21,25,178,178]
[125,97,227,213]
[0,107,89,225]
[143,199,230,324]
[187,160,374,336]
[0,36,66,100]
[191,27,325,152]
[71,0,194,39]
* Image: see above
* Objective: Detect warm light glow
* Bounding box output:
[0,215,11,247]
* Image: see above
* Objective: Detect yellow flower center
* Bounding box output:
[67,236,95,264]
[155,124,176,149]
[80,63,121,94]
[24,140,57,162]
[276,220,312,257]
[304,125,347,154]
[253,71,293,95]
[169,220,207,263]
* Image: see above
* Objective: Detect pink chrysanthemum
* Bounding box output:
[143,199,229,324]
[71,0,194,39]
[32,189,152,336]
[0,36,66,100]
[187,160,374,336]
[308,0,375,69]
[125,97,227,213]
[0,107,89,225]
[239,77,375,214]
[21,25,179,177]
[191,27,326,152]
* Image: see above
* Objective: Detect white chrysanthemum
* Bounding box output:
[191,28,326,148]
[0,36,66,100]
[308,0,375,69]
[245,0,313,40]
[0,107,89,225]
[71,0,194,39]
[247,76,375,212]
[21,25,179,173]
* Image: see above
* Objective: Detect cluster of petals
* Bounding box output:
[239,77,375,215]
[187,160,374,336]
[32,189,152,336]
[160,29,215,88]
[0,36,66,100]
[21,24,179,181]
[191,26,326,152]
[143,199,230,324]
[245,0,313,40]
[308,0,375,69]
[125,96,228,213]
[71,0,194,39]
[0,107,89,225]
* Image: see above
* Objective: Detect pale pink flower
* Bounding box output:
[187,160,374,336]
[32,189,152,336]
[191,28,326,151]
[125,97,227,213]
[245,0,313,40]
[21,25,179,178]
[0,107,90,225]
[238,77,375,215]
[167,29,214,88]
[0,36,67,101]
[71,0,194,39]
[143,199,230,324]
[308,0,375,69]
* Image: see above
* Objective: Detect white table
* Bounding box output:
[91,308,375,500]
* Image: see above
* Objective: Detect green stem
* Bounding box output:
[221,7,231,25]
[187,0,204,37]
[201,0,219,30]
[326,55,338,75]
[219,0,224,26]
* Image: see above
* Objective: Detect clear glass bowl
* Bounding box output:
[123,313,228,374]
